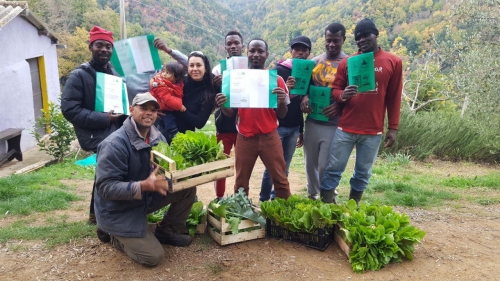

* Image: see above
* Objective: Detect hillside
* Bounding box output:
[219,0,451,61]
[98,0,250,66]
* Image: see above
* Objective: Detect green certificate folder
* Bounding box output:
[308,85,331,121]
[290,59,315,95]
[347,52,375,92]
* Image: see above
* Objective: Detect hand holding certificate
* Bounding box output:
[111,35,163,77]
[95,73,130,115]
[290,59,314,95]
[347,52,375,93]
[308,85,331,121]
[221,69,279,108]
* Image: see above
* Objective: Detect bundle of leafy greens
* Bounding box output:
[153,141,186,170]
[147,201,207,237]
[186,201,207,236]
[208,188,266,234]
[152,131,227,171]
[260,195,342,233]
[338,200,426,273]
[147,204,170,223]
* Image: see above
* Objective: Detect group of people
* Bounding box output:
[60,18,402,267]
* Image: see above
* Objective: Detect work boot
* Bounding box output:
[349,189,364,205]
[320,189,337,204]
[155,224,193,247]
[96,228,110,243]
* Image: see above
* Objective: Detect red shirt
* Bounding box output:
[236,76,288,137]
[332,49,403,135]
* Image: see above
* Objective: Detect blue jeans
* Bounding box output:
[320,129,382,192]
[260,126,300,201]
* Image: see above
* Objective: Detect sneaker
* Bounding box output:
[308,194,319,200]
[88,213,97,225]
[96,228,110,243]
[154,224,192,247]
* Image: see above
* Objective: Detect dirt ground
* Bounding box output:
[1,159,499,281]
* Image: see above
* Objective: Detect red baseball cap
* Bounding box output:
[89,26,114,45]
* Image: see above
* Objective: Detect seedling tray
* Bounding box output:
[265,219,334,251]
[150,150,234,193]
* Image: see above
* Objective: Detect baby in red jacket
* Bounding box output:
[150,62,186,137]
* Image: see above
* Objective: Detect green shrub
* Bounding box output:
[31,101,76,162]
[384,108,500,162]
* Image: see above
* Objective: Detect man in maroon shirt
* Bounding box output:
[319,19,403,204]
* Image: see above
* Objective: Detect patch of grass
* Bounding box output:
[442,173,500,189]
[381,152,412,167]
[0,220,95,248]
[477,198,500,206]
[0,161,92,217]
[0,189,80,216]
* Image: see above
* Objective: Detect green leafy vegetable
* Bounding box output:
[185,201,207,236]
[147,205,171,223]
[262,196,426,273]
[260,195,342,233]
[152,132,227,171]
[338,200,426,273]
[208,188,266,234]
[147,202,207,237]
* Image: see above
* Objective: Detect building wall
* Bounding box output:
[0,16,60,154]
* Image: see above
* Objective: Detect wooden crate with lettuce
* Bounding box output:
[207,188,266,245]
[151,131,234,193]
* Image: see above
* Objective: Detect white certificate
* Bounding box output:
[95,72,129,115]
[224,69,275,108]
[226,56,248,71]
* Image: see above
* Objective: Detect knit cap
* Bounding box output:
[89,26,114,45]
[354,19,379,41]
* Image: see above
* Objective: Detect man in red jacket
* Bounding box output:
[319,19,403,204]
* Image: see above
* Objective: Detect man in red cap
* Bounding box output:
[61,26,125,241]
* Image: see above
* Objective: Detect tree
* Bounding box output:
[449,0,500,127]
[57,27,90,79]
[403,50,454,114]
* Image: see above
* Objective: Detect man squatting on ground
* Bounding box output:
[215,38,292,200]
[94,93,196,267]
[61,26,126,234]
[319,19,403,204]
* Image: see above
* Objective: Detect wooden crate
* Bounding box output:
[334,224,351,257]
[151,150,234,193]
[207,208,265,246]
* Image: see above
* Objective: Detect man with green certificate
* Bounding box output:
[319,19,403,204]
[300,23,349,201]
[61,26,126,240]
[215,38,291,200]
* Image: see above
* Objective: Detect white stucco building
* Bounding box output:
[0,1,60,155]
